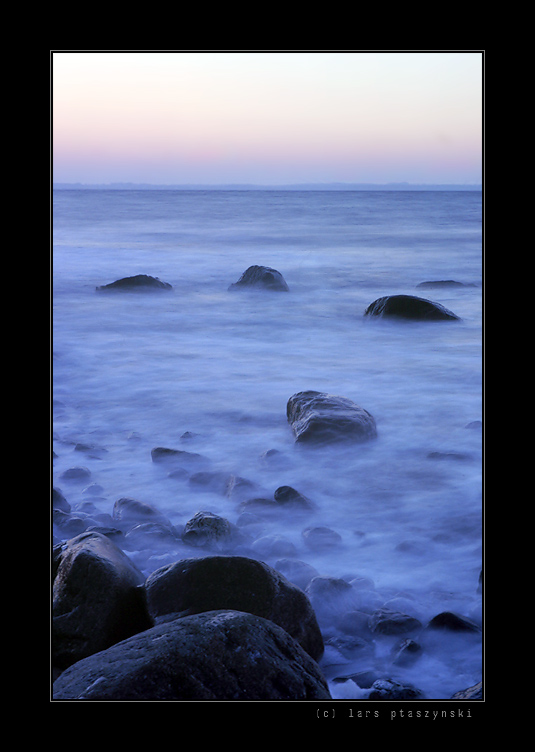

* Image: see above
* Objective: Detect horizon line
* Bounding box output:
[53,180,482,191]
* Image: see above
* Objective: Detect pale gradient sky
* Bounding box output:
[52,51,483,185]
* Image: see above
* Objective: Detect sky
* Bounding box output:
[52,51,483,186]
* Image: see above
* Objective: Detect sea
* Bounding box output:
[52,188,483,701]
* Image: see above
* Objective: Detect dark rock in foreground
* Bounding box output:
[287,390,377,445]
[364,294,460,321]
[52,532,151,669]
[144,555,324,661]
[96,274,172,292]
[52,610,331,700]
[228,265,290,291]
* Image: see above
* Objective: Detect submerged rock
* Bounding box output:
[364,294,460,321]
[96,274,172,291]
[287,390,377,445]
[228,265,290,291]
[416,280,475,289]
[52,610,331,700]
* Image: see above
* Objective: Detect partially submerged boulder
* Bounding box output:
[144,555,324,661]
[52,532,151,669]
[228,265,290,291]
[52,610,331,700]
[96,274,172,292]
[364,294,460,321]
[287,390,377,445]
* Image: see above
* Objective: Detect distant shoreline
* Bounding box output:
[53,182,482,192]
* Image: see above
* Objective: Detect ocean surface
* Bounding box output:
[52,188,483,700]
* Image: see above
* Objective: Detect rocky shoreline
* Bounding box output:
[52,442,483,701]
[53,284,481,700]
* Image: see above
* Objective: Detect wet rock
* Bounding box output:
[53,509,95,537]
[52,532,151,669]
[416,280,475,289]
[305,576,358,623]
[427,451,473,462]
[335,610,372,638]
[451,681,483,700]
[425,611,482,633]
[275,558,320,591]
[59,466,91,482]
[112,497,173,531]
[326,635,374,661]
[369,607,423,636]
[144,555,324,661]
[274,485,315,511]
[251,534,297,559]
[228,265,290,292]
[368,677,425,700]
[302,526,342,550]
[96,274,172,292]
[391,638,423,667]
[182,510,245,552]
[151,446,208,467]
[124,522,181,549]
[53,488,70,512]
[287,390,377,445]
[364,294,460,321]
[52,610,331,700]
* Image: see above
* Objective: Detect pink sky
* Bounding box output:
[53,51,483,185]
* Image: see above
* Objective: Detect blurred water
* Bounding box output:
[52,189,483,699]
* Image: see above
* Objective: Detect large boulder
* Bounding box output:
[96,274,172,292]
[228,265,290,291]
[287,390,377,445]
[52,610,331,700]
[364,294,460,321]
[52,532,151,669]
[144,555,324,662]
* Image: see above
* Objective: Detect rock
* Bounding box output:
[275,558,320,591]
[53,487,70,512]
[425,611,482,633]
[52,610,331,700]
[369,608,422,636]
[416,280,474,289]
[59,466,91,482]
[391,638,423,666]
[188,470,231,495]
[364,294,460,321]
[368,677,424,700]
[251,534,297,559]
[144,555,324,661]
[151,446,208,467]
[450,681,483,700]
[335,610,372,638]
[228,265,290,292]
[302,526,342,550]
[124,522,181,549]
[287,390,377,445]
[112,497,173,531]
[274,485,315,511]
[53,509,94,537]
[305,576,358,623]
[427,451,472,462]
[52,532,151,669]
[96,274,172,292]
[181,510,244,551]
